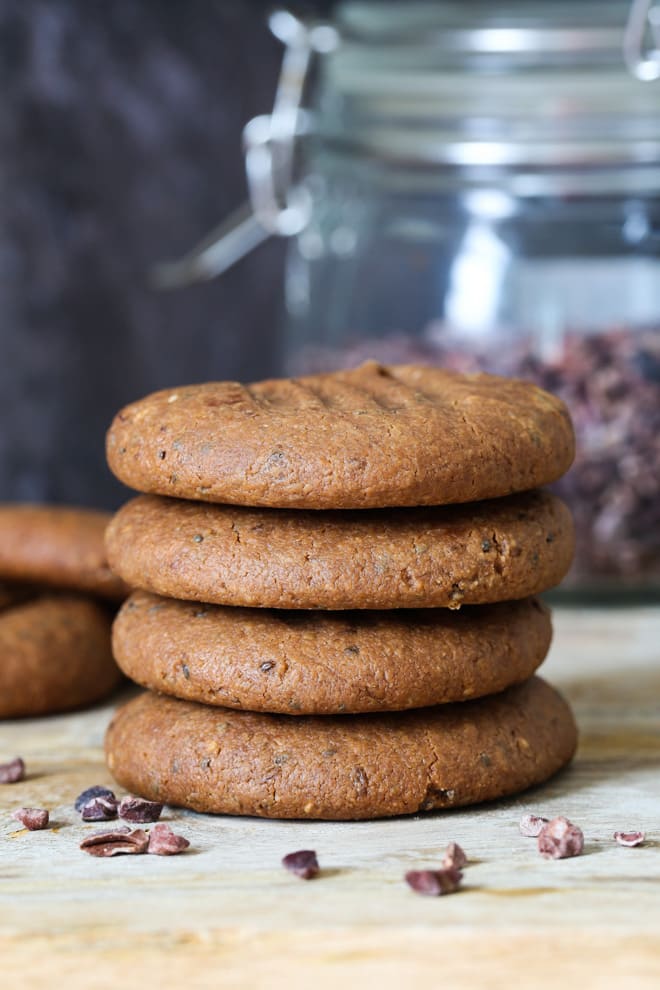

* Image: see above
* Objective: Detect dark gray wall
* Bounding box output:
[0,0,332,508]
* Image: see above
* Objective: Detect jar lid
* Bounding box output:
[317,0,660,174]
[336,1,628,57]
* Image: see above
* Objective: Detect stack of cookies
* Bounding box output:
[0,505,125,719]
[104,362,577,820]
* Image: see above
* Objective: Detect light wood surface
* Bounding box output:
[1,607,659,988]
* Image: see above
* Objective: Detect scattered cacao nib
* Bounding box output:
[405,867,463,896]
[614,830,645,847]
[538,817,584,859]
[118,795,163,823]
[442,842,467,870]
[11,808,49,830]
[282,849,319,880]
[519,814,550,837]
[147,823,190,856]
[74,785,116,812]
[81,795,118,822]
[80,827,149,857]
[0,757,25,784]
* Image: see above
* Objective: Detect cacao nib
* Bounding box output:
[519,814,550,837]
[81,796,118,822]
[405,867,463,896]
[0,757,25,784]
[118,795,163,823]
[74,785,116,812]
[614,830,645,847]
[11,807,49,830]
[80,827,149,857]
[538,817,584,859]
[147,823,190,856]
[282,849,319,880]
[442,842,467,870]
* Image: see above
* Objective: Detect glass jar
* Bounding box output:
[283,0,660,597]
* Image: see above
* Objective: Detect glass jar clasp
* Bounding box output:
[624,0,660,80]
[152,10,337,289]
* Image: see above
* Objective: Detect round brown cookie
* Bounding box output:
[106,362,575,509]
[105,677,577,820]
[0,505,128,602]
[105,490,574,610]
[0,594,121,719]
[113,592,552,714]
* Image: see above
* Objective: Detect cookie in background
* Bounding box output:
[0,505,126,719]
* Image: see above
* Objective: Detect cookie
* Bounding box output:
[0,504,128,602]
[0,593,121,718]
[113,592,552,714]
[105,490,573,610]
[105,677,577,820]
[106,362,574,509]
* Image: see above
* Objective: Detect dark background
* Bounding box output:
[0,0,333,509]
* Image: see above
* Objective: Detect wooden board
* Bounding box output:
[2,607,660,989]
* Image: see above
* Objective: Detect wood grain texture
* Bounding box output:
[1,607,660,988]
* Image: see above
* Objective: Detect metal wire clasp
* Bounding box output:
[152,10,337,289]
[624,0,660,80]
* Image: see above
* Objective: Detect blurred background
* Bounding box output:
[1,0,659,593]
[0,0,331,509]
